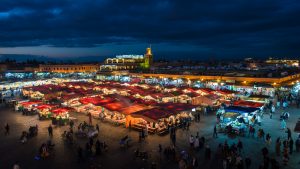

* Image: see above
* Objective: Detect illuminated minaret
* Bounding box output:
[143,46,153,68]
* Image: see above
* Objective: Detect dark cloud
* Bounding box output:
[0,0,300,59]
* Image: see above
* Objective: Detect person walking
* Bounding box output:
[237,139,243,153]
[192,156,199,168]
[158,144,162,153]
[265,133,271,146]
[213,124,218,138]
[222,158,227,169]
[197,112,201,122]
[248,125,254,137]
[77,146,83,163]
[96,124,100,133]
[4,123,9,135]
[189,135,194,148]
[283,101,288,109]
[286,128,292,140]
[271,105,275,113]
[270,105,275,119]
[194,136,199,151]
[88,113,92,125]
[171,132,176,146]
[129,120,132,131]
[69,120,74,129]
[257,115,262,126]
[95,139,101,156]
[281,119,286,130]
[245,157,251,169]
[276,100,280,108]
[275,137,281,156]
[204,145,211,160]
[283,150,289,166]
[296,135,300,152]
[48,125,53,137]
[13,161,20,169]
[289,138,294,154]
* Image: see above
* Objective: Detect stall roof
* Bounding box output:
[205,94,220,100]
[186,92,200,98]
[132,108,172,120]
[35,104,56,110]
[156,103,195,113]
[253,82,273,88]
[63,82,95,88]
[249,95,270,98]
[106,94,134,104]
[215,89,236,95]
[225,100,264,108]
[20,101,42,106]
[102,101,130,111]
[24,84,66,94]
[119,104,149,115]
[198,88,215,94]
[225,106,259,114]
[170,91,183,96]
[80,96,114,106]
[61,93,83,100]
[51,107,73,114]
[182,87,196,93]
[80,96,102,105]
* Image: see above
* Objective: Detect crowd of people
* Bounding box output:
[2,89,300,169]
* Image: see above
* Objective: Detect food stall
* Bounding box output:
[100,101,128,125]
[50,107,72,125]
[16,101,42,113]
[218,105,260,133]
[245,95,270,103]
[126,108,170,135]
[191,94,221,107]
[223,100,265,109]
[215,89,236,99]
[220,112,247,135]
[127,103,195,135]
[35,104,57,120]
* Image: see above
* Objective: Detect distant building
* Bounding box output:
[39,64,99,73]
[266,58,299,67]
[0,64,8,72]
[100,47,153,71]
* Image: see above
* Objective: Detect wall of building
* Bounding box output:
[0,64,8,72]
[129,72,300,85]
[39,64,99,73]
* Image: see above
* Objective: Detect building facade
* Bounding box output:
[100,47,153,71]
[39,64,99,73]
[266,58,299,67]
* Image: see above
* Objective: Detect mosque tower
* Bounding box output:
[143,46,153,68]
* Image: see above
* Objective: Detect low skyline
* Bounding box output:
[1,0,300,60]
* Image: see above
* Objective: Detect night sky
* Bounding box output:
[0,0,300,61]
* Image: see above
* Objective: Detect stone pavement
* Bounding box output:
[0,104,300,169]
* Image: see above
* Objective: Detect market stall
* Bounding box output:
[218,105,260,131]
[215,89,236,99]
[191,94,221,107]
[223,100,265,108]
[16,101,42,113]
[35,104,57,119]
[126,108,170,135]
[219,111,247,135]
[127,103,195,135]
[99,101,129,125]
[50,107,73,125]
[245,95,270,103]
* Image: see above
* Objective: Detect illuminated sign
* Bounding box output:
[116,55,144,59]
